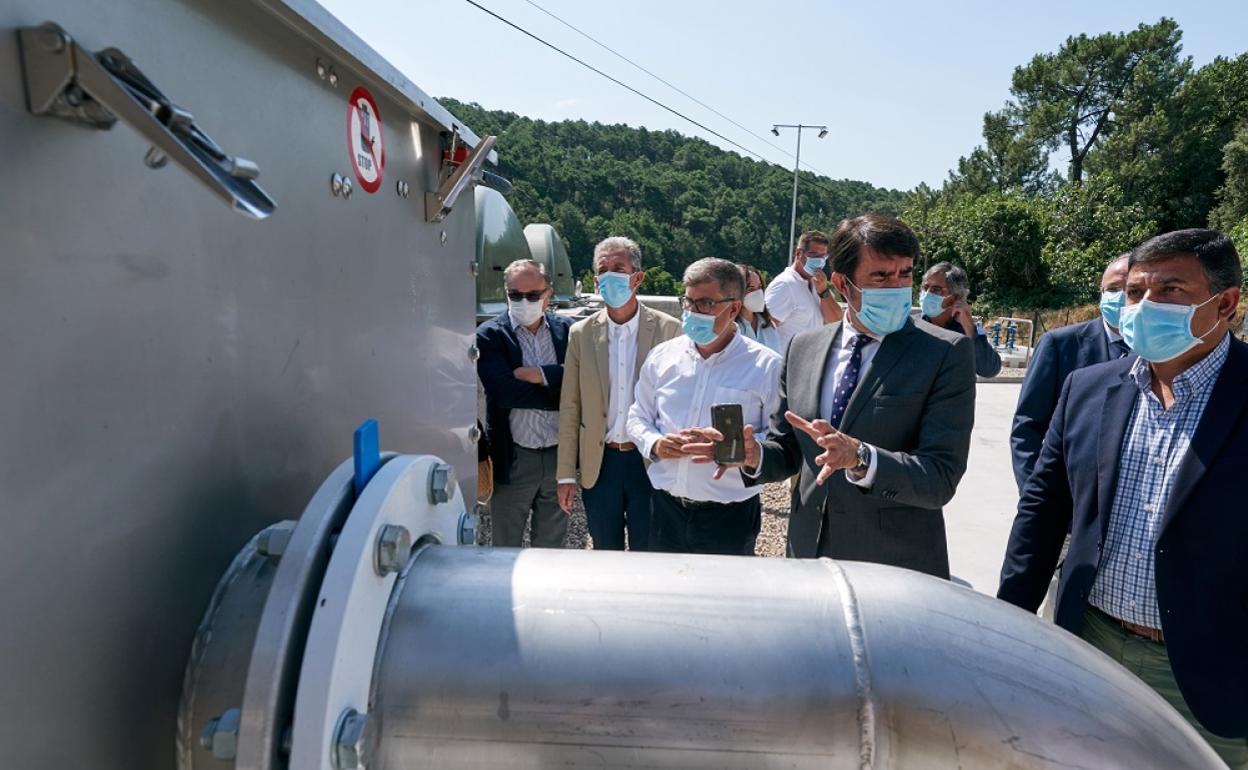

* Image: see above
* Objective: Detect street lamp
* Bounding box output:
[772,123,828,259]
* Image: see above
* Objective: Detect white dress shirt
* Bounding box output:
[605,310,641,443]
[764,265,823,350]
[816,323,883,488]
[628,333,782,503]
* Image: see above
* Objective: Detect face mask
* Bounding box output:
[682,310,721,346]
[743,290,766,313]
[1118,295,1221,363]
[1099,290,1125,329]
[804,256,827,272]
[508,298,544,327]
[845,278,912,337]
[597,272,634,309]
[919,290,945,319]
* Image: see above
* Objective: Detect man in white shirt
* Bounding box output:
[764,230,844,350]
[556,237,681,550]
[627,258,782,555]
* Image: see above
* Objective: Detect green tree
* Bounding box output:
[1006,18,1188,184]
[947,111,1054,196]
[1210,122,1248,231]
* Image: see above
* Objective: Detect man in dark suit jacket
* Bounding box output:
[477,259,571,548]
[998,229,1247,766]
[740,214,976,578]
[1010,254,1129,491]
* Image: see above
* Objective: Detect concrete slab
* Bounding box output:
[947,382,1022,595]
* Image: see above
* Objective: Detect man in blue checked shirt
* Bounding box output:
[997,229,1248,767]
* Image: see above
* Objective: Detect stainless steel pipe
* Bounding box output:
[372,546,1223,769]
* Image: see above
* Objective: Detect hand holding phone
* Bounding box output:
[710,403,745,465]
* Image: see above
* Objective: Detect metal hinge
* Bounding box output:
[17,22,276,220]
[425,129,497,223]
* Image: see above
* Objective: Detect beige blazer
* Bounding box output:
[557,304,682,488]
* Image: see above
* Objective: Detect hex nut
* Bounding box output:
[458,509,478,546]
[333,708,374,769]
[201,707,240,760]
[256,521,296,558]
[375,524,412,576]
[429,463,456,505]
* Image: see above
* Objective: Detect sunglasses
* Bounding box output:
[506,289,548,302]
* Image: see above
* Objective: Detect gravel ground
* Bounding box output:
[475,481,791,557]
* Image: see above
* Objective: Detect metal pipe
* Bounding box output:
[371,547,1223,769]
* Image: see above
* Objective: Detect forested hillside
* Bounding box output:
[441,97,905,292]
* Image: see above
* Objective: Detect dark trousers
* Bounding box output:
[650,489,761,556]
[580,447,653,551]
[490,446,566,548]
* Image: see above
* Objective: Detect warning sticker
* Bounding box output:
[347,87,384,193]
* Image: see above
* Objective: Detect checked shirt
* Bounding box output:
[1089,333,1229,628]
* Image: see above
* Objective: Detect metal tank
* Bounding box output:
[0,0,490,767]
[475,186,534,321]
[524,222,577,306]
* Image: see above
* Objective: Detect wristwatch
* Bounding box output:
[851,440,871,474]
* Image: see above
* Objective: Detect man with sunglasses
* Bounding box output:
[733,214,976,577]
[626,258,782,555]
[477,259,573,548]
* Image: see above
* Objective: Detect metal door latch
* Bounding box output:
[425,130,496,223]
[17,22,276,220]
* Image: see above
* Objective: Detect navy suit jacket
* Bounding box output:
[998,335,1248,738]
[476,310,570,484]
[1010,318,1119,491]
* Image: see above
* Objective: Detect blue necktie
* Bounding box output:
[828,334,871,429]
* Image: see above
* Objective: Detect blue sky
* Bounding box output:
[319,0,1247,191]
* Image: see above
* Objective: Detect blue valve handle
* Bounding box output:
[353,419,381,498]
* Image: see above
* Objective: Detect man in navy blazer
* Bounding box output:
[1009,253,1129,491]
[998,230,1247,766]
[477,259,572,548]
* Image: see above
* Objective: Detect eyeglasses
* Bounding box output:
[920,285,948,296]
[506,288,549,302]
[679,295,737,314]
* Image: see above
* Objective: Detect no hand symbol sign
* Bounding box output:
[347,87,384,193]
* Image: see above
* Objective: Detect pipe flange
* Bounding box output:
[289,454,466,770]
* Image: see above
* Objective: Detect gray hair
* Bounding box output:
[593,236,643,272]
[924,261,969,300]
[683,257,745,300]
[503,259,550,287]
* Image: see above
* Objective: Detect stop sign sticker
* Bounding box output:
[347,87,384,193]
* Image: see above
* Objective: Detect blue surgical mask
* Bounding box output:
[682,310,720,346]
[846,278,913,337]
[1118,295,1220,363]
[920,290,945,319]
[1099,290,1125,329]
[804,256,827,272]
[597,272,633,308]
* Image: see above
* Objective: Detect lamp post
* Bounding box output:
[772,123,828,259]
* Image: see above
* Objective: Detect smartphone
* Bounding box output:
[710,403,745,464]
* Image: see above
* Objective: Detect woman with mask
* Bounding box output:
[735,263,782,353]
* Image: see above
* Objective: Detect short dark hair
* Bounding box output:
[828,214,921,279]
[796,230,829,254]
[1129,229,1242,294]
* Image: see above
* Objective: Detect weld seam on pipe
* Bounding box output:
[823,559,876,770]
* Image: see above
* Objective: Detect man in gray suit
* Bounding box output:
[734,214,976,577]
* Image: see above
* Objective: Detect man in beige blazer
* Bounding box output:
[557,237,682,550]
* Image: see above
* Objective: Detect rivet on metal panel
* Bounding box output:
[341,178,353,199]
[327,68,339,88]
[144,147,168,169]
[332,708,374,769]
[375,524,412,576]
[201,707,240,760]
[467,344,480,363]
[396,179,409,198]
[440,231,448,246]
[331,173,344,197]
[468,424,481,443]
[470,260,480,277]
[428,462,456,505]
[315,58,327,80]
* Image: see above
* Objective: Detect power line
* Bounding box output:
[461,0,785,167]
[516,0,838,181]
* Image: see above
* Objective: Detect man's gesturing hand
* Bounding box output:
[784,410,861,485]
[680,425,760,480]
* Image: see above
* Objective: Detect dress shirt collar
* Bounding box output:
[838,321,881,349]
[515,314,548,336]
[1103,319,1123,344]
[607,307,640,335]
[1128,332,1229,400]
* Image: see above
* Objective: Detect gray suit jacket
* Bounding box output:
[754,318,976,577]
